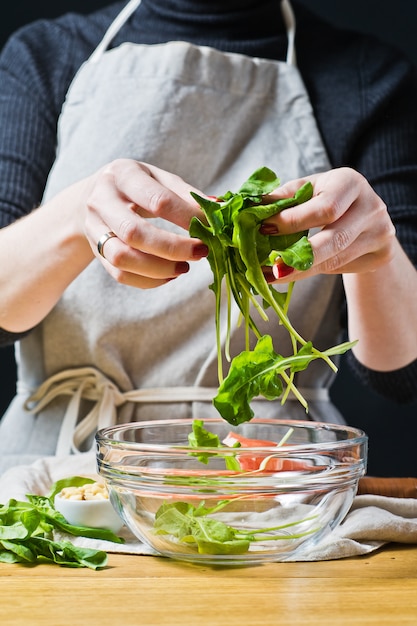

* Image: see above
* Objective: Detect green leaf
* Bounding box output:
[0,481,125,569]
[188,419,223,464]
[237,166,281,198]
[154,501,195,538]
[0,548,32,564]
[195,537,251,555]
[0,539,36,563]
[187,419,242,471]
[190,193,225,235]
[268,236,314,271]
[25,536,108,569]
[26,495,123,543]
[48,476,96,501]
[153,497,321,556]
[190,168,354,425]
[154,500,249,555]
[214,335,284,425]
[214,336,358,425]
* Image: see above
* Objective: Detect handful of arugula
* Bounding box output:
[189,167,355,425]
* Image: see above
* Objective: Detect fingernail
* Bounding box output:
[259,222,279,235]
[175,261,190,275]
[262,266,275,284]
[192,244,209,258]
[273,261,294,279]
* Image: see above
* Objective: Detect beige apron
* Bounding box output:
[0,0,344,471]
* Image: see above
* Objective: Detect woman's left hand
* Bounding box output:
[262,166,417,371]
[262,167,396,281]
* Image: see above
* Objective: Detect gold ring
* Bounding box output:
[97,231,117,258]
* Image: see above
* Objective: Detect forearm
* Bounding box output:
[0,179,94,333]
[343,238,417,371]
[0,160,208,334]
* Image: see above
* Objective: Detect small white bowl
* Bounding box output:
[54,493,124,534]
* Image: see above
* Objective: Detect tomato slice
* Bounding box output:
[223,432,277,448]
[223,431,311,472]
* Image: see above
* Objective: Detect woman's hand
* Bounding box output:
[261,167,396,281]
[262,166,417,371]
[0,160,207,333]
[84,160,208,288]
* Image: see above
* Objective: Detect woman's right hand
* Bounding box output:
[0,160,208,333]
[83,160,208,289]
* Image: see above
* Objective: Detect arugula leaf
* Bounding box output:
[48,475,96,501]
[236,165,281,199]
[189,217,228,382]
[190,167,357,424]
[0,477,124,569]
[25,495,123,542]
[188,419,242,470]
[268,236,314,271]
[154,500,319,556]
[213,335,284,425]
[214,336,355,426]
[0,499,110,568]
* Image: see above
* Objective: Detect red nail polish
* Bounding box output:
[273,261,294,279]
[262,266,275,284]
[260,223,279,235]
[193,244,209,258]
[175,261,190,275]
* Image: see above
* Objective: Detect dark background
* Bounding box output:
[1,1,417,476]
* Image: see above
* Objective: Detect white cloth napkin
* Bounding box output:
[1,453,417,562]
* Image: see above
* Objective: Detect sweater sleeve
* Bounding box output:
[296,19,417,403]
[345,42,417,402]
[0,11,118,347]
[0,6,120,230]
[297,16,417,268]
[346,351,417,405]
[0,21,80,228]
[0,21,86,345]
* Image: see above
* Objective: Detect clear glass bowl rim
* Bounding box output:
[95,417,368,456]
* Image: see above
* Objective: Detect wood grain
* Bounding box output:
[1,545,416,625]
[358,477,417,498]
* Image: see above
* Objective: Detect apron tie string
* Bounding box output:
[23,367,218,456]
[23,366,330,457]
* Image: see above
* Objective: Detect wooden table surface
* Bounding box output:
[1,544,416,625]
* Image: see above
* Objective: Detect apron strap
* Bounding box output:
[23,366,329,457]
[90,0,142,64]
[281,0,296,66]
[89,0,297,66]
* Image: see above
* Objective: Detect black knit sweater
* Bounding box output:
[1,0,417,401]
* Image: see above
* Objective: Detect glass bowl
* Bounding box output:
[96,418,367,565]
